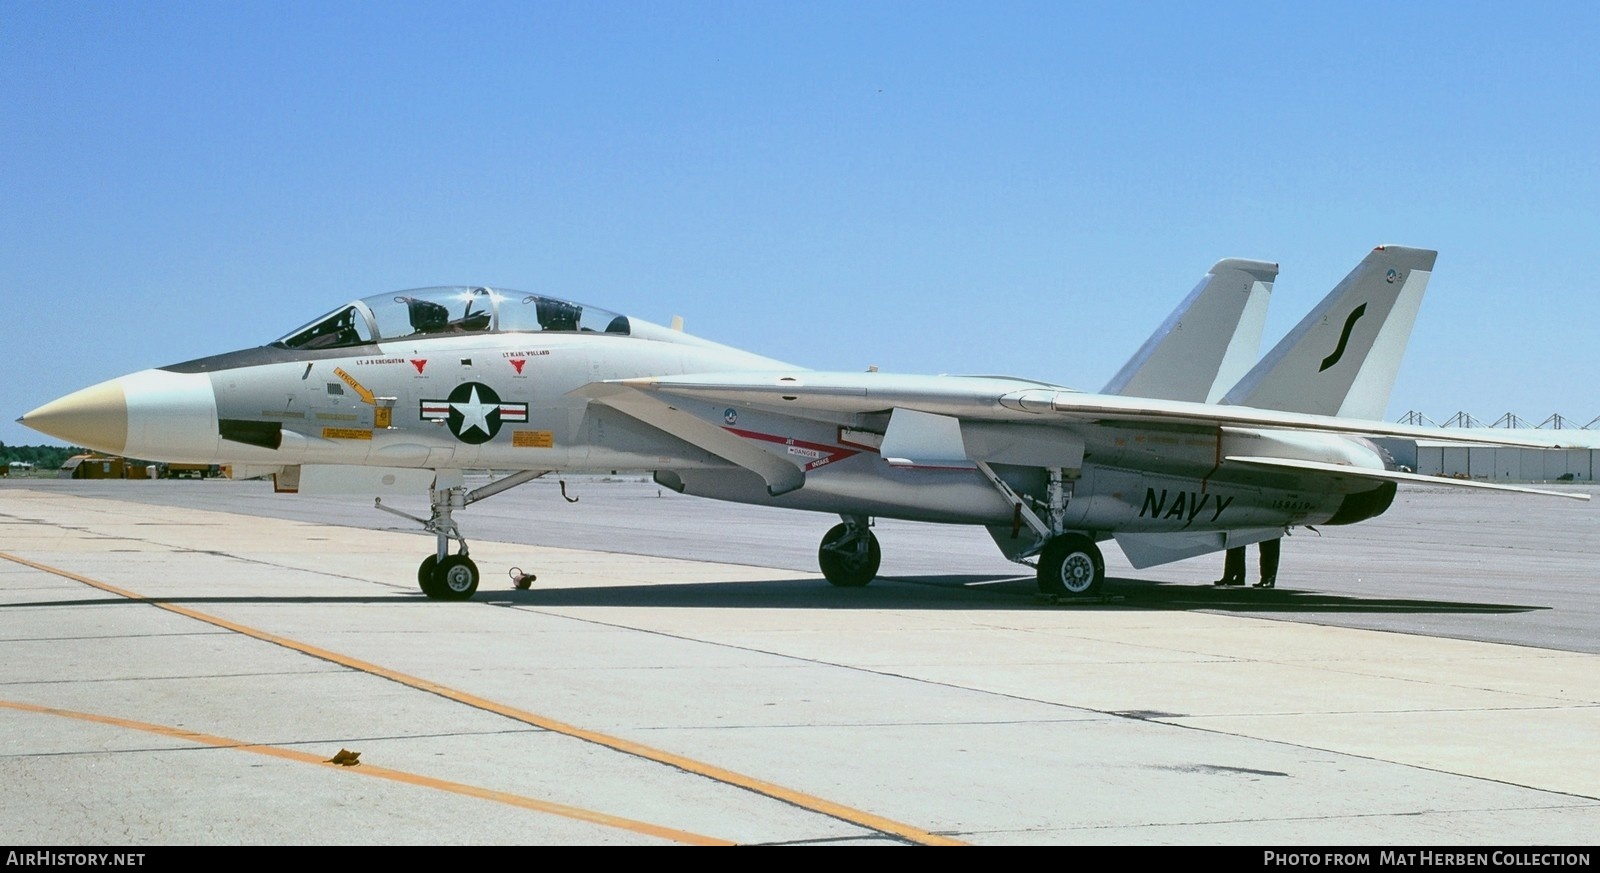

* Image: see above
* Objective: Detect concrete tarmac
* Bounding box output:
[1,479,1597,845]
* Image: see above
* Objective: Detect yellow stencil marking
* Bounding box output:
[332,367,377,404]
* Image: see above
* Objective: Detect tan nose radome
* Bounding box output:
[19,379,129,455]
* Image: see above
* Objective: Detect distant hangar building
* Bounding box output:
[1377,412,1600,483]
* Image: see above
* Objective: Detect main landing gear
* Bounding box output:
[975,462,1106,600]
[808,465,1109,600]
[818,516,881,587]
[376,469,550,601]
[1035,533,1104,598]
[812,517,1105,599]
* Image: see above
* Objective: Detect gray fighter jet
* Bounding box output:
[21,245,1584,600]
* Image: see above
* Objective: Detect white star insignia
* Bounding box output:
[451,385,497,437]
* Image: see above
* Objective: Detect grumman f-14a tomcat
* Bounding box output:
[20,245,1586,600]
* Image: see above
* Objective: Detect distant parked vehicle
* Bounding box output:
[162,463,219,479]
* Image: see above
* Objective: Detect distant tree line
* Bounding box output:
[1,443,87,470]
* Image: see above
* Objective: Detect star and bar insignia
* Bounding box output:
[420,382,528,444]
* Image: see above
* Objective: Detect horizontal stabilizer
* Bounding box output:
[1225,455,1591,500]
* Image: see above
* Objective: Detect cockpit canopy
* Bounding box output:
[272,286,630,351]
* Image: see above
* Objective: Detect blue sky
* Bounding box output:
[5,1,1598,447]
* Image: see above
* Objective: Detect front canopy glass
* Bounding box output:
[272,287,630,350]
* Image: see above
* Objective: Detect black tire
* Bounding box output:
[1037,534,1104,598]
[818,523,881,588]
[418,555,444,598]
[432,555,480,600]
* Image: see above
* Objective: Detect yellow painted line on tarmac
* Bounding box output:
[0,698,730,845]
[1,551,967,846]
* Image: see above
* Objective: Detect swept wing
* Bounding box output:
[579,372,1581,450]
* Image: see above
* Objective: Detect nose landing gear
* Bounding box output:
[377,469,550,601]
[417,553,480,600]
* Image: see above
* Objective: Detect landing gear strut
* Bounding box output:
[976,462,1105,600]
[377,469,549,601]
[818,516,880,587]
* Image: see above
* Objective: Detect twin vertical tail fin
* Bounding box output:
[1221,245,1436,419]
[1102,258,1276,403]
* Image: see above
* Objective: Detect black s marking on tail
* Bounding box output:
[1319,303,1367,372]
